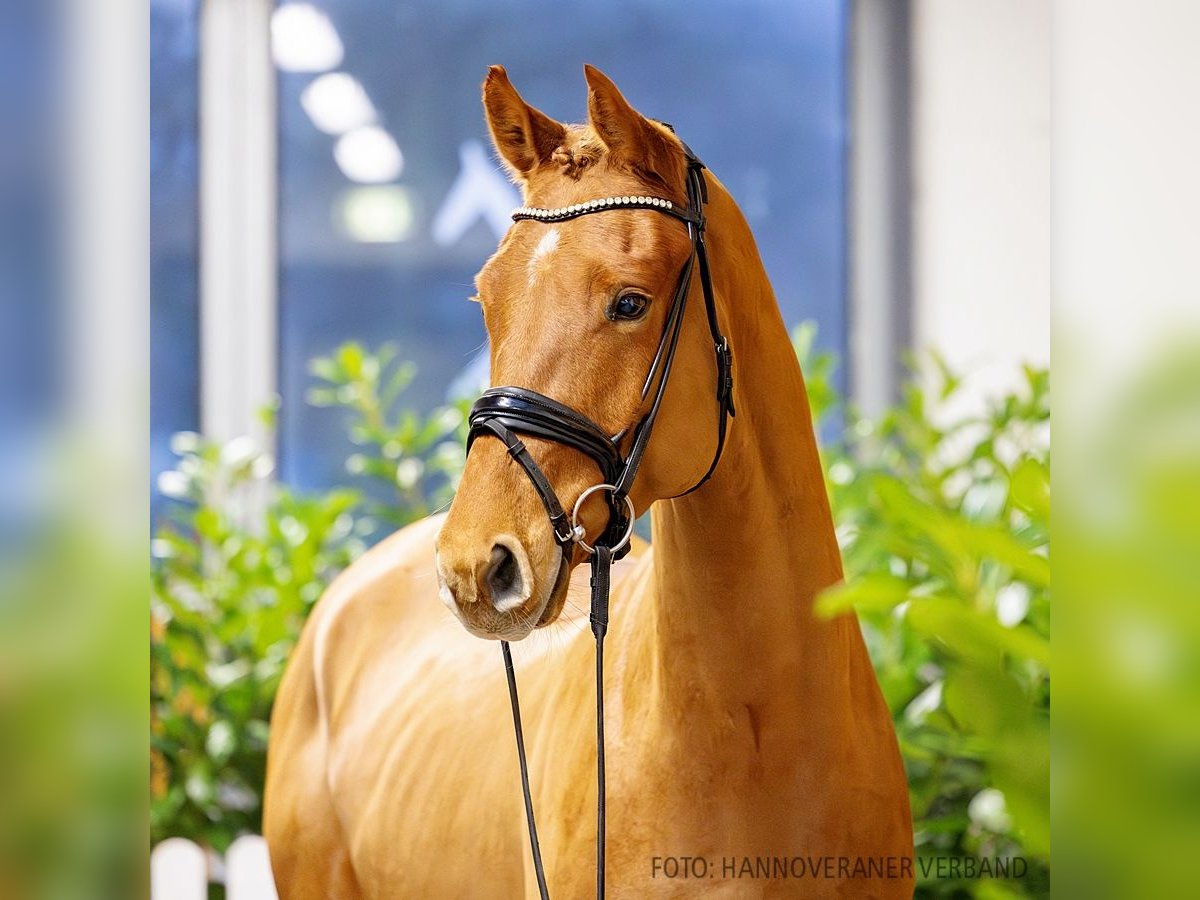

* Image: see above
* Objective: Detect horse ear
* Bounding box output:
[482,66,566,182]
[583,64,680,190]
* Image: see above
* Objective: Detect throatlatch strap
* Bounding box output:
[671,216,735,498]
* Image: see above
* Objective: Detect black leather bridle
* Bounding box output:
[465,140,734,900]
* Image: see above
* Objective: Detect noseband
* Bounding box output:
[465,141,734,900]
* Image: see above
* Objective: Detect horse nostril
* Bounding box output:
[486,543,527,611]
[487,543,518,593]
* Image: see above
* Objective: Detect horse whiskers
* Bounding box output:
[429,498,454,517]
[513,607,537,637]
[559,596,592,627]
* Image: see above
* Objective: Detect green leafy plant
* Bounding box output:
[151,346,465,853]
[150,434,362,852]
[796,323,1050,898]
[306,342,468,526]
[152,334,1051,900]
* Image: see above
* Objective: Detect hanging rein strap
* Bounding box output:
[469,144,732,900]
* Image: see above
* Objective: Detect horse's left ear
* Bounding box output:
[584,64,682,193]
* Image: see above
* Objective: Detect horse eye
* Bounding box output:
[610,293,649,321]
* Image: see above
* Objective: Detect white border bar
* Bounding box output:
[848,0,912,416]
[200,0,278,449]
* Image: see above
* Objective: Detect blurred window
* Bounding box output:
[276,0,849,492]
[150,0,201,517]
[0,4,59,532]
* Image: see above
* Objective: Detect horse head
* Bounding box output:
[436,65,728,640]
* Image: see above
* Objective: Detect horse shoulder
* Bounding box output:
[308,514,445,728]
[264,515,445,896]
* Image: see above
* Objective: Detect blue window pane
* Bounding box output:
[150,0,200,519]
[0,4,59,534]
[278,0,846,492]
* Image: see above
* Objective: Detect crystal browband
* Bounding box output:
[511,195,694,224]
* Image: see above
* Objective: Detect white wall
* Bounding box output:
[910,0,1052,401]
[1054,0,1200,410]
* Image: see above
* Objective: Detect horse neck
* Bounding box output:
[643,185,850,716]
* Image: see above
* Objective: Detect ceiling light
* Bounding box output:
[334,126,404,184]
[272,3,344,73]
[335,186,416,243]
[301,73,376,135]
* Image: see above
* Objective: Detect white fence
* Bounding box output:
[151,836,278,900]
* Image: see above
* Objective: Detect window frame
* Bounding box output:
[195,0,911,474]
[199,0,278,454]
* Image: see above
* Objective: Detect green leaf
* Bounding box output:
[305,387,339,407]
[336,342,365,379]
[308,356,340,383]
[906,597,1050,669]
[816,574,913,618]
[1010,456,1050,521]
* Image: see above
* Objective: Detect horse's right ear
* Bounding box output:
[482,66,566,183]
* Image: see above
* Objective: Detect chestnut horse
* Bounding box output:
[264,65,913,898]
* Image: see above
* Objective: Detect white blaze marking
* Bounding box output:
[527,228,560,284]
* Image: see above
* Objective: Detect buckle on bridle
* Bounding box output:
[716,336,735,414]
[552,515,586,547]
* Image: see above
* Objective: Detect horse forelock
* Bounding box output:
[548,126,606,179]
[537,123,685,200]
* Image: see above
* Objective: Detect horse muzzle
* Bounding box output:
[435,532,564,640]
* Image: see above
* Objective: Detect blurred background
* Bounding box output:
[150,0,1051,507]
[147,2,1056,897]
[152,0,855,506]
[2,1,1197,898]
